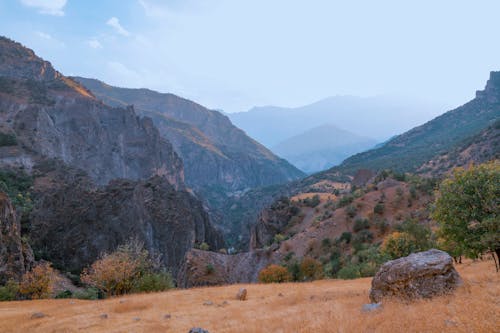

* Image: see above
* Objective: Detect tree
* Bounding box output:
[432,162,500,271]
[258,265,292,283]
[19,262,58,299]
[380,231,416,259]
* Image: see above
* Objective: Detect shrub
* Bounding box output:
[205,264,215,274]
[0,280,19,301]
[338,231,352,244]
[80,240,152,297]
[353,218,370,232]
[345,205,357,218]
[19,262,58,299]
[381,231,416,259]
[304,195,321,208]
[73,287,99,300]
[299,257,323,281]
[133,272,174,293]
[337,264,361,279]
[55,290,73,299]
[0,133,16,147]
[274,233,286,244]
[321,238,332,249]
[199,242,210,251]
[374,203,385,214]
[258,264,292,283]
[374,218,389,235]
[337,195,354,208]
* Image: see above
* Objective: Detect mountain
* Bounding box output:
[331,71,500,175]
[272,124,377,173]
[229,95,446,147]
[73,77,305,241]
[0,36,222,276]
[73,77,304,193]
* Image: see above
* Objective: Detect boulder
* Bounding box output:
[189,328,209,333]
[236,288,247,301]
[369,249,461,303]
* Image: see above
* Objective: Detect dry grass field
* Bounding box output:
[0,259,498,333]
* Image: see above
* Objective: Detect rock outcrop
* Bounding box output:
[29,171,224,275]
[0,36,183,187]
[0,192,33,283]
[177,249,278,288]
[369,249,462,303]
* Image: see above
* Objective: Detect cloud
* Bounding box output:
[106,17,130,36]
[35,31,53,40]
[20,0,67,16]
[87,39,103,49]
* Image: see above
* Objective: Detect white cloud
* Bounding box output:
[106,17,130,37]
[87,39,103,49]
[20,0,67,16]
[35,31,52,40]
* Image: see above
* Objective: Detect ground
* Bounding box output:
[0,259,498,333]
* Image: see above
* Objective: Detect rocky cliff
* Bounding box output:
[72,77,304,192]
[0,192,33,284]
[0,36,224,277]
[0,37,183,187]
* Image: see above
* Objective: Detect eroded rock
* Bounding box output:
[369,249,461,303]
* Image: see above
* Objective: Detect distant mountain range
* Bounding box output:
[229,95,446,172]
[272,124,377,173]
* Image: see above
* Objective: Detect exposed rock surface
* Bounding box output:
[236,288,247,301]
[369,249,462,303]
[0,192,33,284]
[177,249,279,288]
[29,171,224,275]
[0,36,183,187]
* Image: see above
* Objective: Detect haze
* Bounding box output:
[1,0,499,113]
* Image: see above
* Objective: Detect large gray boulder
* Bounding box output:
[369,249,462,303]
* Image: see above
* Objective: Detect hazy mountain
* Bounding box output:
[272,124,377,173]
[332,71,500,175]
[229,95,447,147]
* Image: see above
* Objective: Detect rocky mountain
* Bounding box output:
[272,124,377,173]
[229,95,446,147]
[332,72,500,175]
[72,77,304,194]
[0,36,223,277]
[0,192,33,284]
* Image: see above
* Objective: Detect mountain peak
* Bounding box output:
[0,36,60,81]
[476,71,500,102]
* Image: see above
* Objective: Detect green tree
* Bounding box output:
[432,162,500,271]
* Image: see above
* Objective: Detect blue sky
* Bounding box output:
[1,0,500,113]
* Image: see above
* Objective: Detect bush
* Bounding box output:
[338,231,352,244]
[337,195,354,208]
[304,195,321,208]
[273,233,286,244]
[205,264,215,274]
[374,218,389,235]
[258,264,292,283]
[73,287,100,300]
[0,133,16,147]
[19,262,58,299]
[81,240,152,297]
[374,203,385,214]
[345,205,357,218]
[133,272,174,293]
[199,242,210,251]
[353,218,370,232]
[381,231,416,259]
[299,257,323,281]
[337,264,361,279]
[0,280,19,301]
[55,290,73,299]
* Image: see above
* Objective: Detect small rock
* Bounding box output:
[31,312,46,319]
[278,293,284,297]
[236,288,247,301]
[133,317,141,321]
[362,303,382,312]
[164,314,172,319]
[222,301,229,305]
[445,319,457,327]
[100,314,108,319]
[189,328,209,333]
[119,300,126,303]
[203,300,214,306]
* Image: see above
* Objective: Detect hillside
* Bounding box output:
[0,260,496,332]
[273,124,377,173]
[73,77,305,193]
[332,72,500,175]
[0,36,223,278]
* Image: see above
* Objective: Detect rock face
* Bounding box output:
[177,249,278,288]
[0,192,33,284]
[29,171,224,275]
[0,36,183,187]
[369,249,462,303]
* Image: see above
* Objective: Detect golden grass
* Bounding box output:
[0,260,498,333]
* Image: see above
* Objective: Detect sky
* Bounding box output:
[1,0,500,113]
